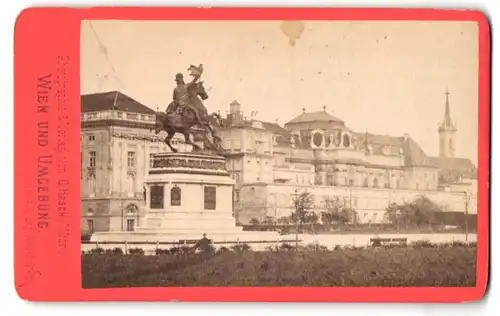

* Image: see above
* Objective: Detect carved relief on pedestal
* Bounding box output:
[152,157,226,171]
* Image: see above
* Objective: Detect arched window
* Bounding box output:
[87,208,94,215]
[312,132,323,147]
[126,204,138,216]
[171,185,181,206]
[343,134,351,147]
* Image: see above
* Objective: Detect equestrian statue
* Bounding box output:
[154,64,225,154]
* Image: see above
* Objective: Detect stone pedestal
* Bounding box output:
[90,152,279,243]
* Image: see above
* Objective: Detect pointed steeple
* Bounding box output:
[440,89,456,131]
[438,89,457,158]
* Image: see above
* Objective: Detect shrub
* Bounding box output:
[410,240,435,248]
[155,248,170,256]
[230,243,252,252]
[105,247,124,255]
[128,248,145,255]
[217,246,230,254]
[300,243,329,251]
[279,243,296,251]
[88,247,104,255]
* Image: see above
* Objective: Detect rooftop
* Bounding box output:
[81,91,156,115]
[285,110,344,125]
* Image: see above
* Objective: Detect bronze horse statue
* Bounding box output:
[154,81,224,153]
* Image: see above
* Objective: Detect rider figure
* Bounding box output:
[172,72,204,127]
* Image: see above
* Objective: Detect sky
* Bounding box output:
[81,20,479,164]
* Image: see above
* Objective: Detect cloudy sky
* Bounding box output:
[81,20,479,163]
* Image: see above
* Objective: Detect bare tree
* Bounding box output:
[321,196,358,227]
[290,190,317,232]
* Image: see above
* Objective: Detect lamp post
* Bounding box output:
[463,190,470,242]
[292,188,299,249]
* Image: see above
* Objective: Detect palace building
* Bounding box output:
[81,90,477,233]
[218,94,477,224]
[80,91,192,234]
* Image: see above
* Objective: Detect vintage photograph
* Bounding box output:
[80,20,478,287]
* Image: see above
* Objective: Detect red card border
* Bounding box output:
[13,7,490,302]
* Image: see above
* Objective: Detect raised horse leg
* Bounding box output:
[164,131,177,153]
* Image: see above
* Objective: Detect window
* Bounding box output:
[149,153,155,168]
[373,178,379,188]
[150,185,164,209]
[234,190,240,202]
[88,135,96,141]
[126,204,137,216]
[204,186,217,210]
[170,185,181,206]
[349,179,354,186]
[89,151,96,168]
[87,219,94,233]
[88,173,96,195]
[127,172,135,197]
[363,178,368,187]
[326,174,333,186]
[126,219,135,232]
[343,134,350,147]
[127,151,136,168]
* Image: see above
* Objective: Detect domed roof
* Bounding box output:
[285,110,344,125]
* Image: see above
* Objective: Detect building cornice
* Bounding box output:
[81,119,156,130]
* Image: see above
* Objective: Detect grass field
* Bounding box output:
[82,243,476,288]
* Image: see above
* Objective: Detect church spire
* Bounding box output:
[440,89,456,131]
[438,88,457,158]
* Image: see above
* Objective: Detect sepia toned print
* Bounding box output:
[80,20,478,288]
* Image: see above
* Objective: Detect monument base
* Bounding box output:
[89,152,280,246]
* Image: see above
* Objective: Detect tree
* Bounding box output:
[262,216,276,225]
[384,195,443,229]
[321,196,358,226]
[277,216,291,225]
[249,218,259,225]
[290,190,317,231]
